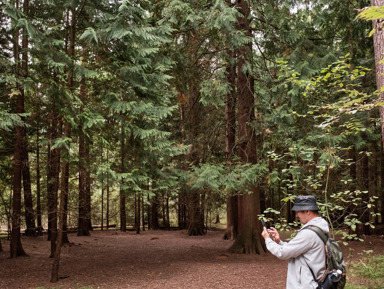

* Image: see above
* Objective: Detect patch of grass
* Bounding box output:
[346,255,384,289]
[345,285,372,289]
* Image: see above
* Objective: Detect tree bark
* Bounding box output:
[106,149,110,229]
[10,0,27,258]
[372,0,384,152]
[46,100,60,257]
[101,144,104,231]
[224,49,238,240]
[229,0,265,254]
[178,192,187,230]
[60,122,71,244]
[187,190,205,236]
[381,142,384,223]
[119,121,127,232]
[177,102,187,230]
[186,41,205,236]
[19,0,36,237]
[142,193,146,231]
[51,133,70,281]
[11,121,27,258]
[36,130,43,235]
[58,8,74,243]
[85,136,93,231]
[136,193,141,234]
[150,193,160,230]
[78,77,90,237]
[371,0,384,228]
[22,132,35,236]
[165,193,170,230]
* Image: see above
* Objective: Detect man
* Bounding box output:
[261,195,329,289]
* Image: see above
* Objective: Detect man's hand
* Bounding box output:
[267,227,281,243]
[261,227,281,243]
[261,227,270,240]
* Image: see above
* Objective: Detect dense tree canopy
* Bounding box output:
[1,0,384,281]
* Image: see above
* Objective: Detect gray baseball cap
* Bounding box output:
[291,195,319,211]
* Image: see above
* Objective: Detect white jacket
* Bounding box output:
[265,217,329,289]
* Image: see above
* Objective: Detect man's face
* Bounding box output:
[295,210,309,224]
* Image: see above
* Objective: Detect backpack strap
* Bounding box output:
[303,258,319,283]
[305,225,329,245]
[302,225,329,282]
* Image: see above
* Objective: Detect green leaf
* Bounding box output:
[80,27,98,43]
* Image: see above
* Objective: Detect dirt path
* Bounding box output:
[0,229,383,289]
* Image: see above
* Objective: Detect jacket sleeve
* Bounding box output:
[265,230,316,260]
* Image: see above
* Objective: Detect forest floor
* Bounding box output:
[0,228,384,289]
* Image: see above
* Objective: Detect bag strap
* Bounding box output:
[302,225,329,283]
[303,257,319,283]
[305,225,329,245]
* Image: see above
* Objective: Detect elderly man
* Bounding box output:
[261,195,329,289]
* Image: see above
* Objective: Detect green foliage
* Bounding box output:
[346,254,384,289]
[0,0,382,244]
[0,105,25,131]
[357,6,384,21]
[186,161,269,196]
[260,55,379,236]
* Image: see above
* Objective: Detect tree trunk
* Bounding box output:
[11,121,27,258]
[165,193,170,230]
[120,122,127,232]
[60,122,71,244]
[150,193,160,230]
[381,142,384,224]
[19,0,35,237]
[215,214,220,224]
[162,192,166,228]
[224,194,238,240]
[58,7,75,244]
[36,130,43,235]
[186,45,205,236]
[147,193,151,230]
[136,193,141,234]
[372,0,384,227]
[229,0,265,254]
[22,134,35,236]
[47,102,60,257]
[178,192,187,230]
[177,102,187,230]
[372,0,384,152]
[101,145,104,231]
[142,193,145,231]
[85,136,92,231]
[187,190,205,236]
[51,133,70,281]
[224,49,238,240]
[106,149,110,229]
[78,130,89,236]
[231,188,265,254]
[10,0,28,258]
[78,76,90,237]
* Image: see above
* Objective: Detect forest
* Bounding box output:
[1,0,384,285]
